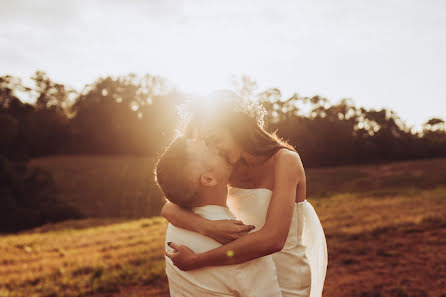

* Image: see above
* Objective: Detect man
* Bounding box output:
[155,136,282,297]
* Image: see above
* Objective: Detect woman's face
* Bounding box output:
[202,127,243,165]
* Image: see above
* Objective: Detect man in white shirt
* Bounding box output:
[155,137,282,297]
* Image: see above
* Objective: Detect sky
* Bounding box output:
[1,0,445,129]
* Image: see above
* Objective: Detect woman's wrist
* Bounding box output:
[193,252,209,269]
[194,248,236,267]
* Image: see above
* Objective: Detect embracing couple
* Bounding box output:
[155,91,328,297]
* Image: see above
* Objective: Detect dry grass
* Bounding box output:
[0,217,168,297]
[2,157,445,297]
[316,187,446,297]
[2,186,445,297]
[313,186,446,236]
[306,158,446,197]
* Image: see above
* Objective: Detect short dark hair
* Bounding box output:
[155,137,203,208]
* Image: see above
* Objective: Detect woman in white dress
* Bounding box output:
[162,91,327,297]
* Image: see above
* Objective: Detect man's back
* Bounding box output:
[165,205,282,297]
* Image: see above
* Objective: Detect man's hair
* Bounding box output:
[155,137,204,208]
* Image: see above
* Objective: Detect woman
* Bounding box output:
[162,90,327,297]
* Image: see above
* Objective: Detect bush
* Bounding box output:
[0,156,83,233]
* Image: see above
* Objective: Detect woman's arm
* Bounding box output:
[166,149,303,270]
[161,202,208,235]
[161,202,255,244]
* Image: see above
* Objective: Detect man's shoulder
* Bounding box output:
[165,223,222,254]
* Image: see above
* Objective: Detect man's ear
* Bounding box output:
[200,172,217,187]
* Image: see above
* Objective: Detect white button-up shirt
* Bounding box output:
[165,205,282,297]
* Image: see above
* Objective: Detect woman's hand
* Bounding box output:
[205,219,255,244]
[161,203,254,244]
[166,242,199,271]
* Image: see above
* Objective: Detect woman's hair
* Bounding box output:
[181,90,295,160]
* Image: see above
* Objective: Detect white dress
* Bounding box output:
[227,188,328,297]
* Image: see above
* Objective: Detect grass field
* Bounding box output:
[30,156,446,219]
[1,157,445,297]
[30,155,166,218]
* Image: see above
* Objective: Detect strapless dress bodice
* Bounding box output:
[227,187,306,250]
[227,187,327,297]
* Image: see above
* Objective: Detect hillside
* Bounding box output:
[1,158,445,297]
[30,156,446,218]
[30,155,166,219]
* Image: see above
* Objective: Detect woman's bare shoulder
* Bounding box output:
[274,148,302,163]
[273,148,304,176]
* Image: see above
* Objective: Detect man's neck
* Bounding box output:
[194,184,228,208]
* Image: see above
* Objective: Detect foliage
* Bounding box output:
[1,70,446,231]
[0,156,83,233]
[257,88,446,166]
[69,74,183,154]
[32,70,74,112]
[1,71,446,166]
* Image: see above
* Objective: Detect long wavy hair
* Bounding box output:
[180,90,295,160]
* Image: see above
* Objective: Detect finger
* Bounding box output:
[231,220,245,225]
[238,225,255,232]
[166,250,175,259]
[220,239,232,245]
[168,242,182,251]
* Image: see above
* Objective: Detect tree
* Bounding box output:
[423,118,445,132]
[70,74,185,154]
[31,71,74,112]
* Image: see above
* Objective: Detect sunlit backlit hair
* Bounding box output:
[154,137,203,209]
[180,90,295,159]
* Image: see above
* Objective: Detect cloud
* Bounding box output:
[0,0,81,27]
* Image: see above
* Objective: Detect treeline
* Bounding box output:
[257,88,446,167]
[1,71,445,165]
[1,72,183,160]
[1,71,183,232]
[1,71,445,232]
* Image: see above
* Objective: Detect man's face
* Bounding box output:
[186,139,232,184]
